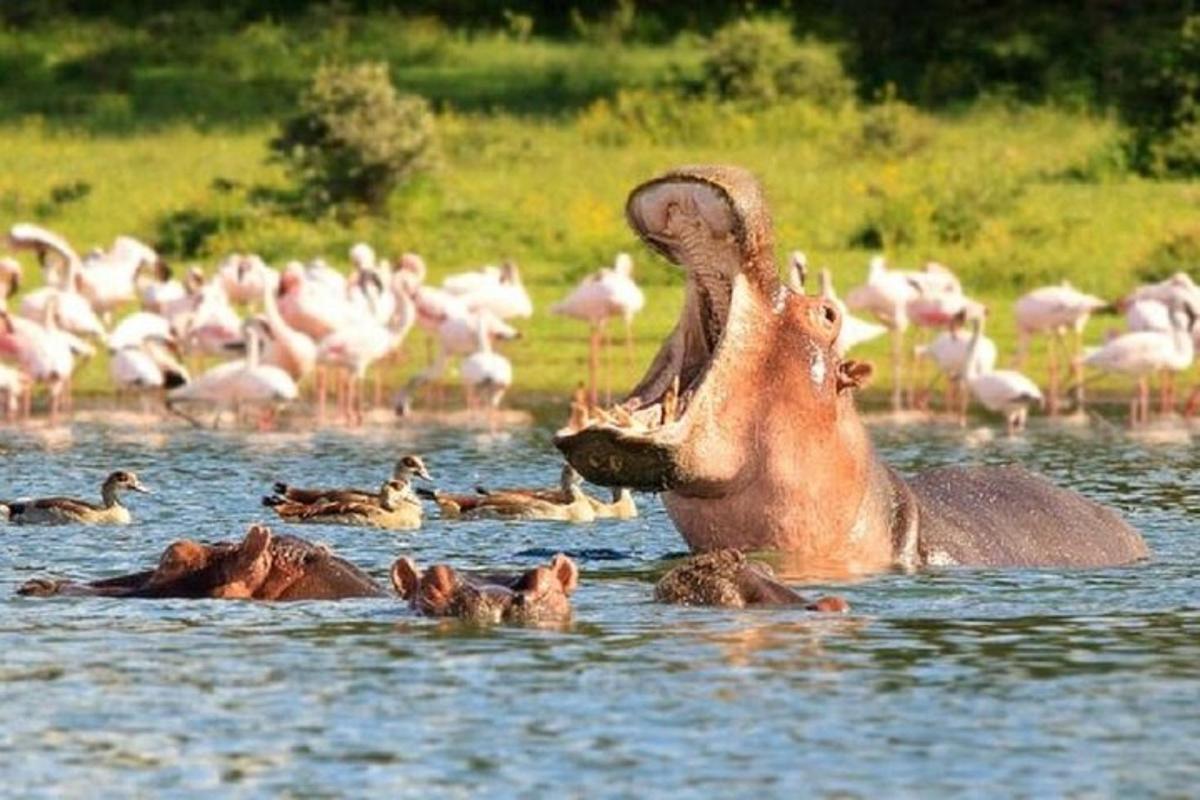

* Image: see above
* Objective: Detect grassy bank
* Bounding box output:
[2,19,1198,410]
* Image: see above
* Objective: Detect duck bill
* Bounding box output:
[554,167,780,492]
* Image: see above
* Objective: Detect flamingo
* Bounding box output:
[815,267,886,355]
[395,307,518,415]
[183,281,242,356]
[460,312,513,413]
[1013,282,1108,413]
[0,299,75,420]
[277,264,354,341]
[845,256,918,409]
[110,337,189,392]
[1125,272,1200,311]
[258,281,317,384]
[918,324,998,420]
[551,252,645,406]
[7,223,80,287]
[168,319,298,428]
[1084,307,1195,425]
[19,284,107,342]
[108,311,174,350]
[73,235,159,315]
[456,261,534,320]
[218,253,279,307]
[316,290,415,424]
[962,317,1043,434]
[1124,298,1172,333]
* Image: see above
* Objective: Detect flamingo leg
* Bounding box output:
[890,327,904,412]
[602,320,612,407]
[1071,327,1086,411]
[587,324,601,409]
[1014,330,1030,369]
[317,366,327,424]
[1046,333,1061,417]
[373,367,383,409]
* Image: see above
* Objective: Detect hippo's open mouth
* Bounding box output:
[555,168,774,491]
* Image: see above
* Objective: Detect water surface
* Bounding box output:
[1,418,1197,796]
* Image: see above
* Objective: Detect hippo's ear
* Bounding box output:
[836,360,874,393]
[239,525,273,563]
[549,553,579,595]
[390,557,421,599]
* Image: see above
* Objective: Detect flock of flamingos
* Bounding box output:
[0,221,1196,432]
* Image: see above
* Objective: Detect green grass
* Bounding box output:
[2,18,1197,412]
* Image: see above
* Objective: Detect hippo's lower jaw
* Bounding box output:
[553,423,685,492]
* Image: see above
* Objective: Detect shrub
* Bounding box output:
[271,62,436,215]
[858,86,933,156]
[703,18,853,107]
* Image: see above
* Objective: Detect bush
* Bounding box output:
[703,18,853,107]
[858,86,933,156]
[271,62,436,215]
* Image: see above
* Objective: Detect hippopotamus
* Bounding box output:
[555,165,1148,575]
[655,550,848,611]
[390,554,578,624]
[17,525,386,600]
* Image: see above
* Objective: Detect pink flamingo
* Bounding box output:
[1013,282,1107,413]
[551,252,644,406]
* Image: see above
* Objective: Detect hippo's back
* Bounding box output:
[909,465,1148,568]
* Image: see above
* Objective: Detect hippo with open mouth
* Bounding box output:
[555,166,1148,575]
[17,524,387,600]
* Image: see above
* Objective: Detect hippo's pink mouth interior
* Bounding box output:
[554,179,748,491]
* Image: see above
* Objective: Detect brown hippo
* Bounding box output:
[17,524,386,600]
[390,554,578,624]
[656,550,849,611]
[555,165,1148,575]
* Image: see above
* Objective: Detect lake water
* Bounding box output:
[1,415,1197,797]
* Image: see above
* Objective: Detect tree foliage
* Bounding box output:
[703,17,853,107]
[271,62,436,214]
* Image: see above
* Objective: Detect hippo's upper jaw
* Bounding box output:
[555,166,862,495]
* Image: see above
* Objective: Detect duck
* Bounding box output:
[263,479,423,530]
[267,455,431,507]
[421,465,596,522]
[1,470,151,525]
[587,487,638,520]
[474,466,638,520]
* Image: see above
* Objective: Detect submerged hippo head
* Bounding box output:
[655,549,849,611]
[17,525,385,600]
[555,166,878,558]
[390,554,579,624]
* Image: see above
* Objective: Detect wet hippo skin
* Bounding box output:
[555,165,1148,575]
[17,525,387,600]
